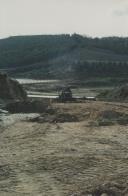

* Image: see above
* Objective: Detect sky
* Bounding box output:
[0,0,128,38]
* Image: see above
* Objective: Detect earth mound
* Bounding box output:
[96,110,123,120]
[33,112,79,123]
[90,110,128,126]
[97,84,128,101]
[0,73,27,100]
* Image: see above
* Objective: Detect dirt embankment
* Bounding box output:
[0,73,27,101]
[97,84,128,102]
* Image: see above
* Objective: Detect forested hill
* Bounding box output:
[0,34,128,84]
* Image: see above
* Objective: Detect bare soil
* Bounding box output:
[0,101,128,195]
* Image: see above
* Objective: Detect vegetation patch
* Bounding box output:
[1,35,128,84]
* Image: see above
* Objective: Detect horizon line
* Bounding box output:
[0,33,128,40]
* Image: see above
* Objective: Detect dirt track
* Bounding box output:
[0,101,128,195]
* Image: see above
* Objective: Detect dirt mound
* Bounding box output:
[90,110,128,126]
[0,73,27,100]
[97,84,128,101]
[96,110,123,120]
[115,84,128,100]
[30,112,79,123]
[5,100,49,113]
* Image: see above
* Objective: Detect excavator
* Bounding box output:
[58,87,73,102]
[57,87,96,102]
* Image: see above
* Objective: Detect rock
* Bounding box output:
[0,73,27,100]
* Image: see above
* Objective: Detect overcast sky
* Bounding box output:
[0,0,128,38]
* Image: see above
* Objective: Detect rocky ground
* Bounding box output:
[0,101,128,195]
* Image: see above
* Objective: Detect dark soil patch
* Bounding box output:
[0,165,13,180]
[31,112,79,123]
[81,182,128,196]
[4,100,49,113]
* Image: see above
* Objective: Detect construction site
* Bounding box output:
[0,75,128,196]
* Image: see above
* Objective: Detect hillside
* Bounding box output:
[0,34,128,85]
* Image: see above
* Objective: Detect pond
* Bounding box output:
[16,79,59,84]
